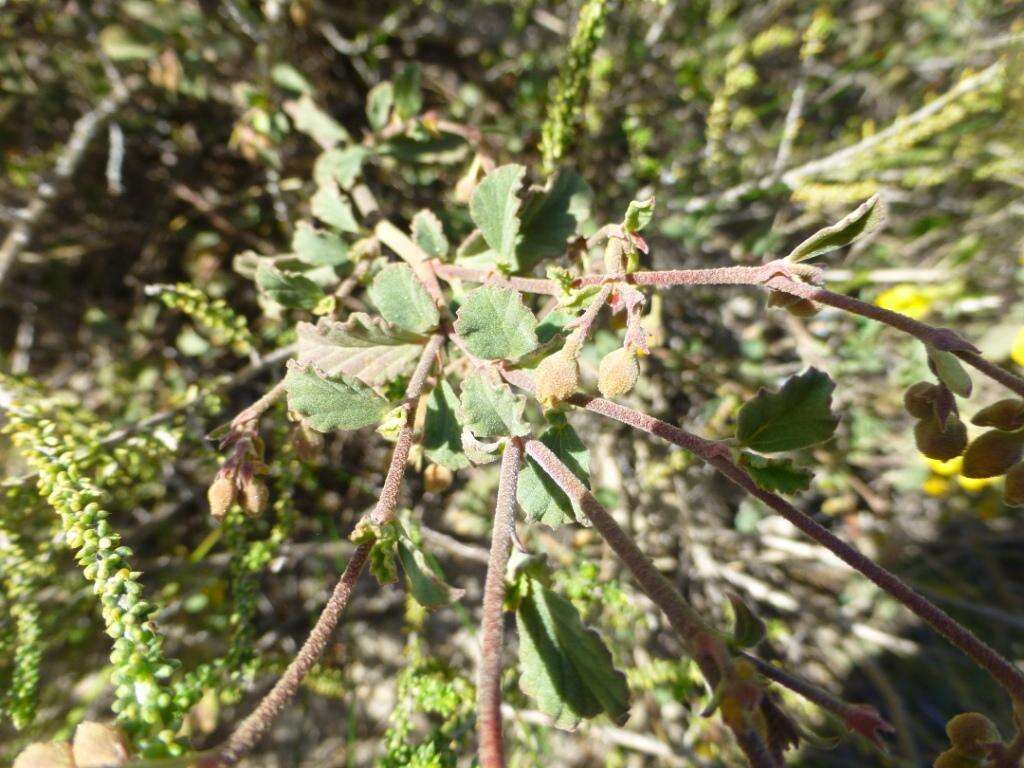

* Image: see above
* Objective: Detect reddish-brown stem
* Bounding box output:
[564,284,612,354]
[512,374,1024,706]
[739,652,893,747]
[433,262,560,296]
[477,439,522,768]
[230,379,287,428]
[217,541,371,764]
[523,439,777,768]
[442,260,1024,397]
[216,336,443,764]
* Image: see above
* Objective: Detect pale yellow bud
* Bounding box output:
[207,475,236,521]
[239,478,269,518]
[13,742,75,768]
[598,347,639,398]
[73,721,130,768]
[424,463,454,493]
[535,352,580,408]
[945,712,1001,758]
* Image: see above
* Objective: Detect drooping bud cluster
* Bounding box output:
[961,397,1024,507]
[903,380,969,462]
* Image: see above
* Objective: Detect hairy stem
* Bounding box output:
[215,336,443,763]
[433,262,560,295]
[515,376,1024,705]
[477,439,522,768]
[523,439,777,768]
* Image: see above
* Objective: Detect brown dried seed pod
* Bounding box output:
[914,417,967,461]
[535,352,580,408]
[598,347,640,398]
[13,742,76,768]
[971,398,1024,431]
[961,429,1024,479]
[945,712,1001,758]
[424,463,454,493]
[1004,462,1024,508]
[932,748,977,768]
[73,721,131,768]
[207,475,236,521]
[903,381,941,419]
[239,478,269,517]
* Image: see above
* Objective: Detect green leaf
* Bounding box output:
[518,421,590,527]
[727,592,766,649]
[314,146,369,191]
[368,263,440,334]
[785,194,886,263]
[350,519,399,585]
[393,64,423,119]
[453,285,538,360]
[470,164,526,269]
[295,314,425,387]
[310,182,359,233]
[423,379,470,471]
[366,81,394,130]
[255,265,324,310]
[737,368,839,452]
[284,94,349,149]
[517,578,630,729]
[459,374,530,438]
[517,169,592,270]
[622,197,655,233]
[271,63,313,94]
[284,363,390,432]
[411,209,449,258]
[927,346,973,397]
[99,25,156,61]
[738,452,813,494]
[292,221,349,267]
[396,536,464,609]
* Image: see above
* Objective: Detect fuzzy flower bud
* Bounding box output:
[914,416,967,461]
[73,721,131,768]
[598,347,640,398]
[932,748,977,768]
[903,381,941,419]
[239,478,269,518]
[535,352,580,408]
[207,475,236,521]
[13,742,75,768]
[424,463,454,493]
[972,398,1024,431]
[1004,462,1024,508]
[945,712,1000,758]
[961,429,1024,479]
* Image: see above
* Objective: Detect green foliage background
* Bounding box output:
[2,0,1024,765]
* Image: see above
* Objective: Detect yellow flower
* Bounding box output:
[875,285,934,320]
[1011,328,1024,368]
[923,476,950,497]
[956,475,999,493]
[925,456,963,477]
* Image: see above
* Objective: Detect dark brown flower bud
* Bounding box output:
[239,478,269,518]
[971,398,1024,431]
[914,416,967,461]
[207,475,236,521]
[535,352,580,408]
[13,742,75,768]
[945,712,1000,758]
[598,347,640,398]
[73,721,131,767]
[903,381,941,419]
[424,463,454,493]
[1004,462,1024,508]
[961,430,1024,479]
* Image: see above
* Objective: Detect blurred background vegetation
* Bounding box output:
[2,0,1024,765]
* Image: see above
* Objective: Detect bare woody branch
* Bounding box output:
[523,439,778,768]
[477,439,523,768]
[214,334,444,764]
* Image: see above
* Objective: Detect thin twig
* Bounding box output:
[433,262,560,296]
[523,439,778,768]
[0,84,135,289]
[477,439,522,768]
[508,373,1024,706]
[213,335,443,764]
